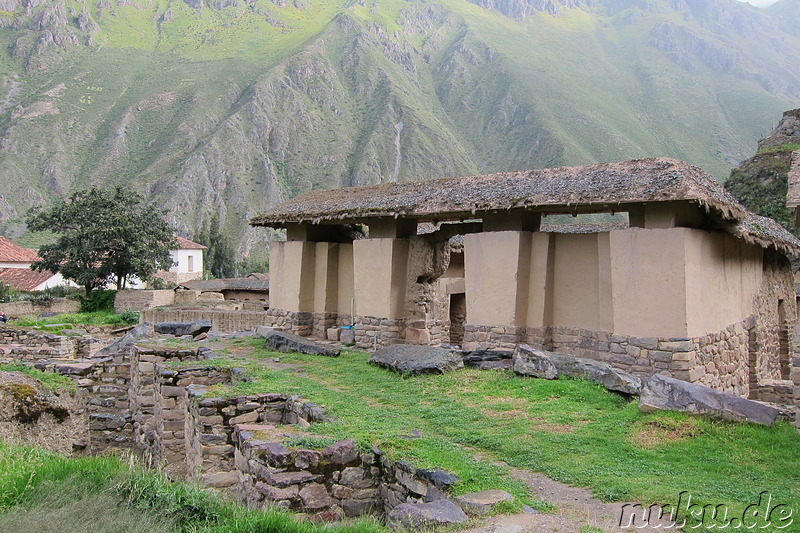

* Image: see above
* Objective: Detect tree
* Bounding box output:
[195,213,235,279]
[26,187,177,294]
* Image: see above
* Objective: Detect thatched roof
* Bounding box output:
[251,158,800,255]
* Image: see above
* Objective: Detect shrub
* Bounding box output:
[79,289,117,313]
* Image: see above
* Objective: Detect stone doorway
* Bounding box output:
[449,293,466,346]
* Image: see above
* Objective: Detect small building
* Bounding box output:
[0,236,69,289]
[175,274,269,310]
[252,158,800,403]
[151,236,207,285]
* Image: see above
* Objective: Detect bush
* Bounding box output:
[118,311,139,325]
[79,289,117,313]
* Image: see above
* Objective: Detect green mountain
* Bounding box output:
[0,0,798,256]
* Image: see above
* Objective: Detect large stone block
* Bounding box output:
[511,344,558,379]
[369,345,463,375]
[549,353,642,395]
[387,499,468,530]
[155,321,212,337]
[264,331,340,357]
[639,374,782,426]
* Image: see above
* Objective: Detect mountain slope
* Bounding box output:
[0,0,798,255]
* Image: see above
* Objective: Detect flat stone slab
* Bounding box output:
[455,489,514,515]
[639,374,782,426]
[387,499,468,529]
[54,362,95,376]
[96,322,154,356]
[263,331,340,357]
[155,320,212,337]
[550,353,642,395]
[512,344,558,380]
[369,344,463,375]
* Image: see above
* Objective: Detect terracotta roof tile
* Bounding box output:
[0,236,39,262]
[174,235,207,250]
[0,268,57,291]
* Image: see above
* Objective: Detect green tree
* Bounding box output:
[26,187,177,294]
[196,213,235,279]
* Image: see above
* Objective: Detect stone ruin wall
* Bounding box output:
[0,329,450,519]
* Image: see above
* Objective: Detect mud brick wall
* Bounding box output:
[130,346,207,458]
[153,364,233,480]
[0,298,80,317]
[140,309,279,333]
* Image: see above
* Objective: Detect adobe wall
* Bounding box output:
[140,309,277,333]
[1,298,80,317]
[115,290,176,313]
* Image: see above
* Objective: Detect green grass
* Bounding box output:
[10,311,137,331]
[0,362,76,392]
[0,441,385,533]
[757,142,800,154]
[208,344,800,529]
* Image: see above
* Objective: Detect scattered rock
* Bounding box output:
[60,328,87,336]
[155,320,212,337]
[369,345,463,375]
[340,328,356,345]
[96,322,154,356]
[511,344,558,379]
[387,499,468,529]
[639,374,781,426]
[415,468,459,488]
[264,331,340,357]
[463,348,513,367]
[550,353,642,395]
[455,489,514,515]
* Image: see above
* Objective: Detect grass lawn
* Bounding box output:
[205,340,800,529]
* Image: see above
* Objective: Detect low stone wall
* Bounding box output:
[0,327,78,359]
[115,290,175,313]
[184,389,328,489]
[154,363,232,479]
[1,298,80,317]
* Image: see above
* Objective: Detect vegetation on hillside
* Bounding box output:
[0,0,796,254]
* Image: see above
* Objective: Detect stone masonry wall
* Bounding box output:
[129,345,208,460]
[153,363,232,480]
[1,298,80,317]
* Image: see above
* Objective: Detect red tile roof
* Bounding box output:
[0,236,39,262]
[0,268,58,291]
[174,235,207,250]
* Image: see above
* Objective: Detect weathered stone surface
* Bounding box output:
[369,345,463,375]
[89,413,127,430]
[416,468,459,488]
[96,322,153,355]
[340,328,356,345]
[299,483,333,510]
[264,331,340,357]
[255,482,299,501]
[201,470,239,488]
[261,442,294,467]
[462,349,513,368]
[511,344,558,379]
[265,470,318,487]
[454,490,514,516]
[155,320,212,337]
[295,449,322,469]
[639,374,782,426]
[550,353,642,394]
[387,499,468,529]
[55,362,95,376]
[323,439,359,465]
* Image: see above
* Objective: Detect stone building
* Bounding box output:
[251,158,800,402]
